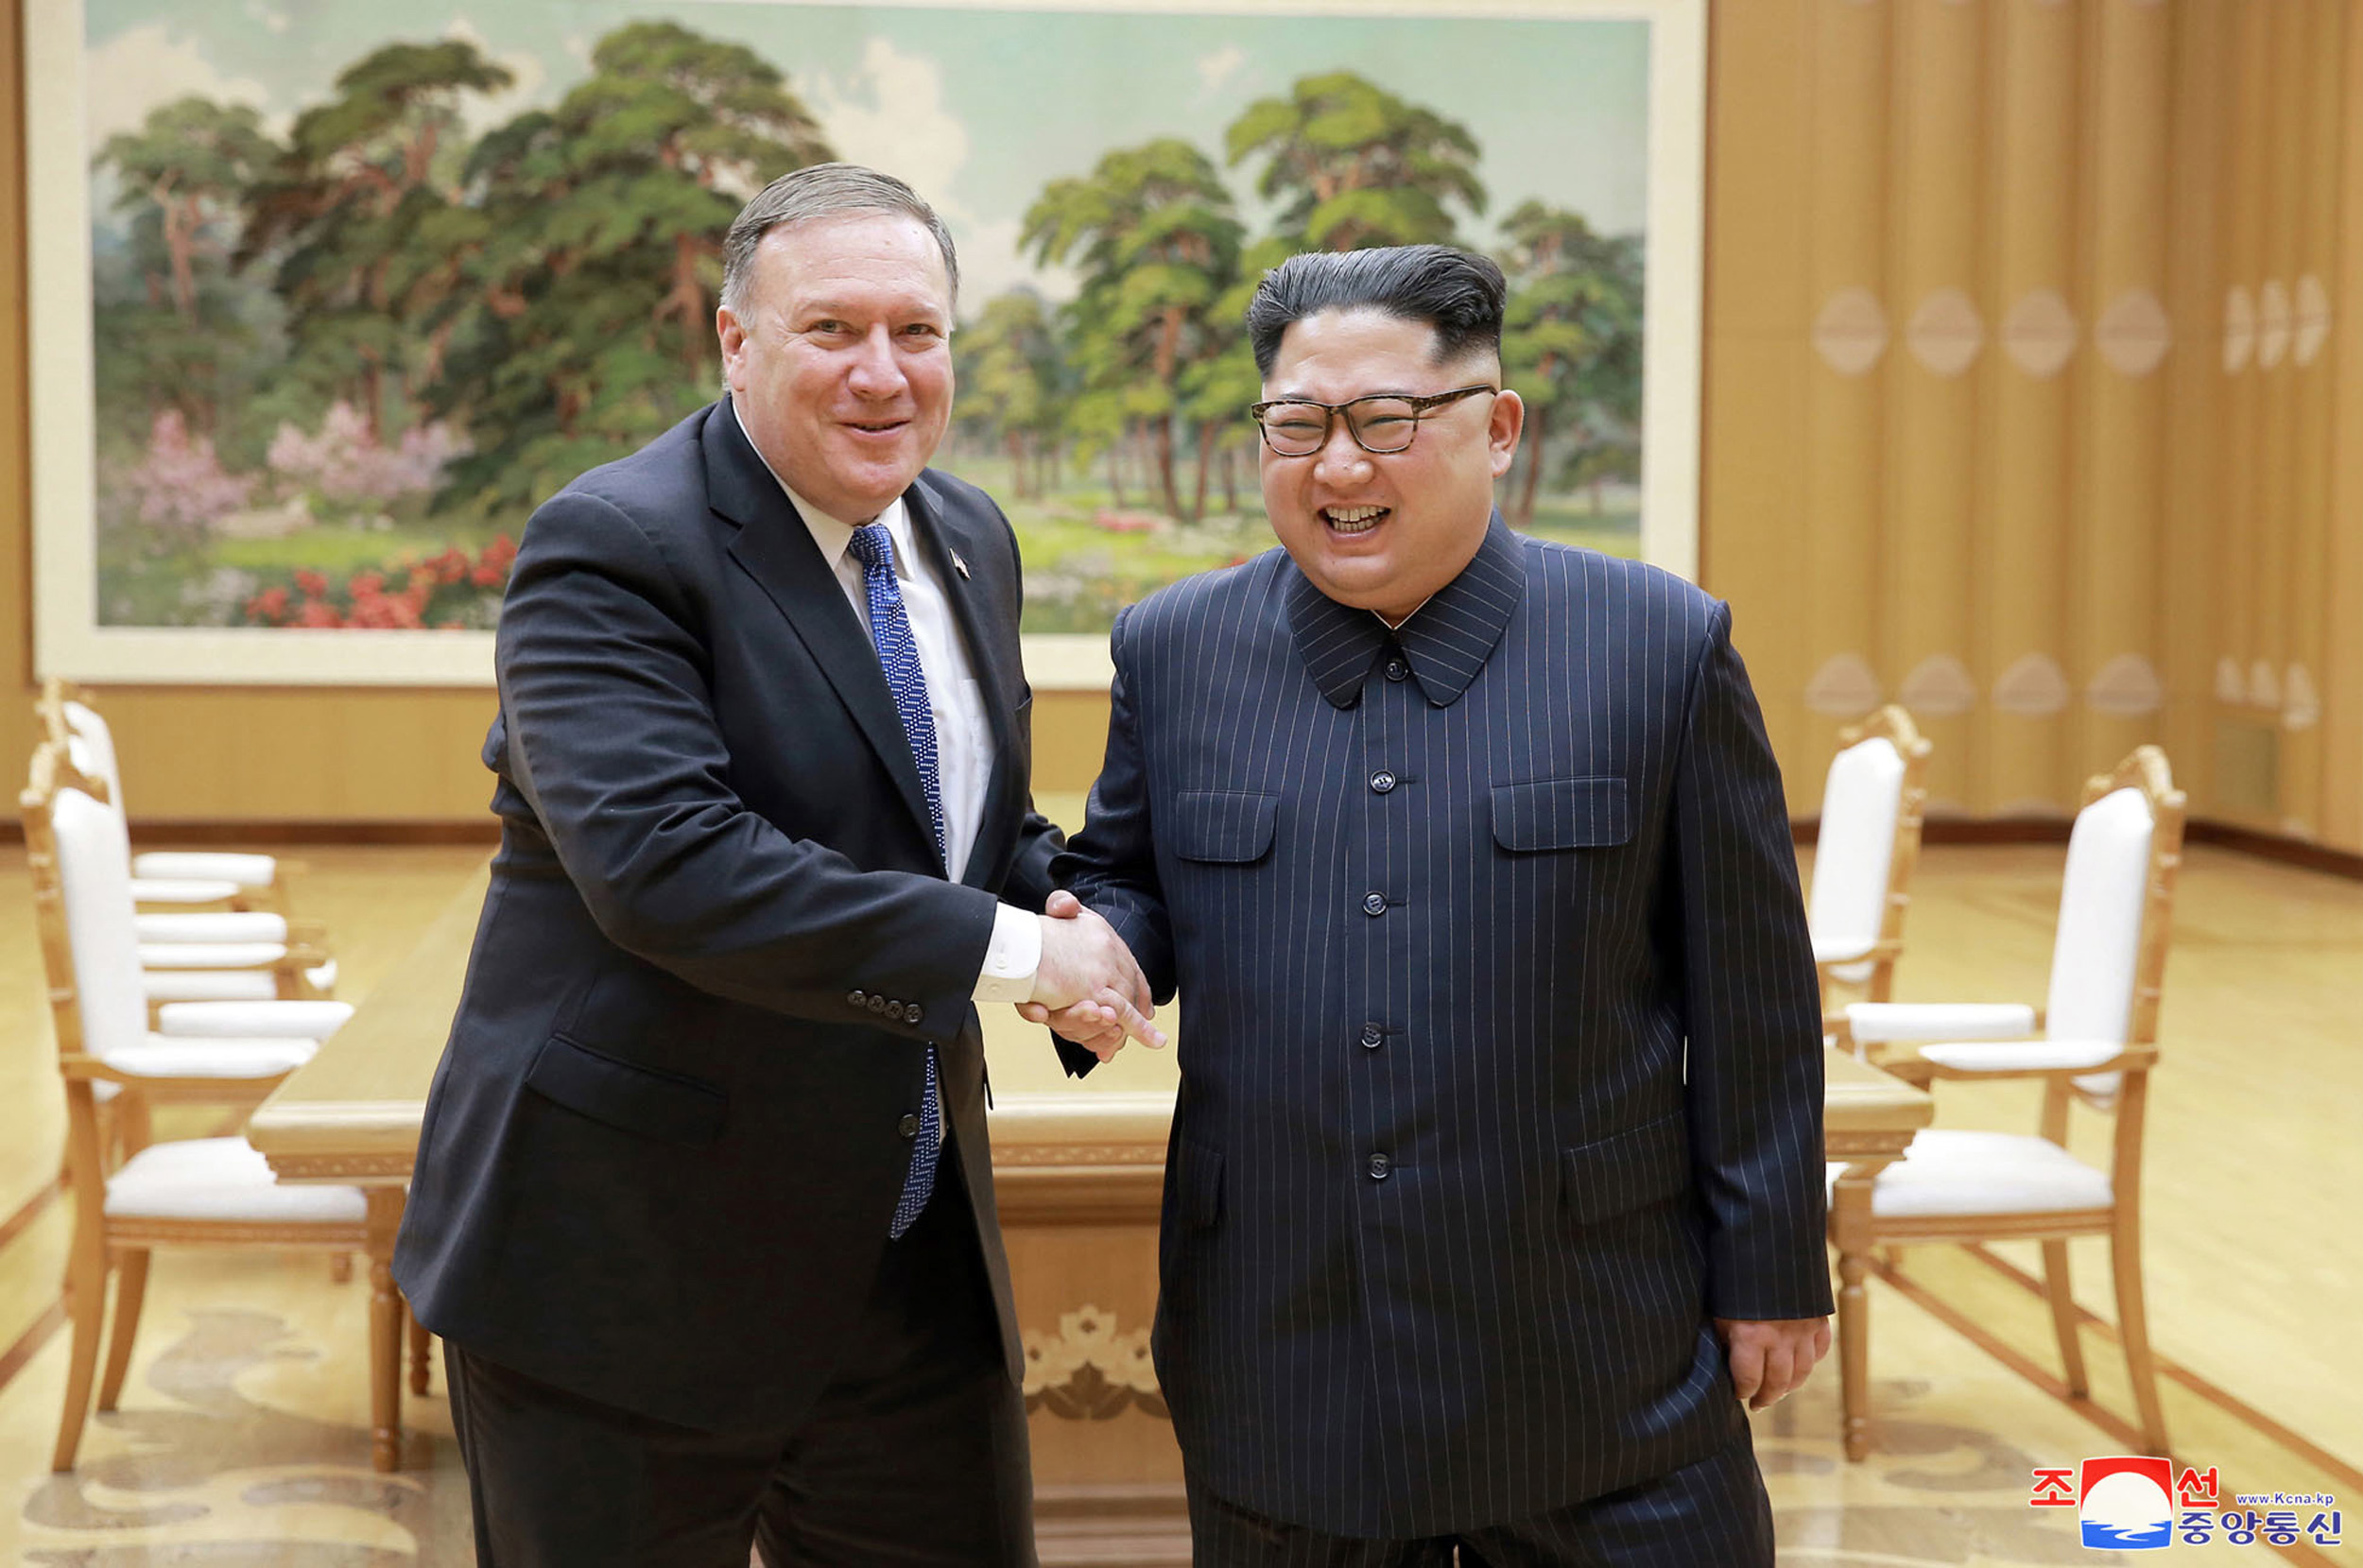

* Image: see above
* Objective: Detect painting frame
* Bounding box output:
[24,0,1705,690]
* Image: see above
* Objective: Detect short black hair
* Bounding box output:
[1245,245,1507,376]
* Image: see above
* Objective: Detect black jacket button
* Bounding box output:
[885,1001,906,1022]
[848,990,867,1008]
[1363,891,1387,916]
[898,1113,921,1138]
[1360,1025,1384,1049]
[1371,770,1397,794]
[906,1004,924,1026]
[1385,658,1408,682]
[1367,1152,1391,1180]
[867,994,888,1014]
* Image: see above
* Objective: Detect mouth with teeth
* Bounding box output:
[1321,504,1389,535]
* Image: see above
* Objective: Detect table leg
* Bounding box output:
[1831,1164,1876,1462]
[407,1304,432,1397]
[366,1189,406,1473]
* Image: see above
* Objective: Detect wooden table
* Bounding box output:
[247,862,488,1472]
[250,861,1932,1518]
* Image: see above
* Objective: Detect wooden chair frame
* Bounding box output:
[1837,746,2184,1456]
[1816,704,1934,1019]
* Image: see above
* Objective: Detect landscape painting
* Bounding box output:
[26,0,1702,685]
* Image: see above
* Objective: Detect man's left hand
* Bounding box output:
[1714,1317,1831,1410]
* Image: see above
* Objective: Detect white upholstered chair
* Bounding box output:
[43,722,337,1008]
[24,741,371,1472]
[1828,746,2184,1456]
[41,679,305,916]
[1808,705,1931,1021]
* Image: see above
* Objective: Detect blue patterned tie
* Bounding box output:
[848,524,945,1239]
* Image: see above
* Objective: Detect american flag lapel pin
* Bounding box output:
[950,549,971,581]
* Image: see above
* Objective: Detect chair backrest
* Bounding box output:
[21,740,152,1064]
[34,679,126,818]
[2044,746,2185,1099]
[1807,706,1932,982]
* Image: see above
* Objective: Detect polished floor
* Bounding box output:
[0,835,2355,1565]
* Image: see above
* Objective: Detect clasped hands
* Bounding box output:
[1017,889,1165,1060]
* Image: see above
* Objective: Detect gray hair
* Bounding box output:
[719,163,960,318]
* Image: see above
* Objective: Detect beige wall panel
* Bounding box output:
[1702,0,1813,785]
[3,0,29,719]
[2318,3,2363,852]
[1879,0,1986,813]
[2273,0,2347,841]
[1790,0,1891,805]
[2247,7,2308,768]
[2210,5,2272,824]
[1976,0,2078,817]
[2158,2,2226,823]
[2070,0,2173,790]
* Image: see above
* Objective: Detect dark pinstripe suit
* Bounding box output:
[1057,515,1830,1542]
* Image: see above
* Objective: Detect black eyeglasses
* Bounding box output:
[1247,385,1499,457]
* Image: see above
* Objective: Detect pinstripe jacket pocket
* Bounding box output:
[1175,1138,1225,1229]
[1559,1110,1688,1223]
[1490,776,1632,852]
[1170,790,1280,864]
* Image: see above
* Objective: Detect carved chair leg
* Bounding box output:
[96,1249,151,1411]
[2040,1239,2088,1397]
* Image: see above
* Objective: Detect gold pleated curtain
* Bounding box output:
[1706,0,2363,849]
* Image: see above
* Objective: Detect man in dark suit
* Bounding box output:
[1039,246,1831,1563]
[393,164,1158,1568]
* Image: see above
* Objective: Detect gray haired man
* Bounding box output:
[395,163,1156,1568]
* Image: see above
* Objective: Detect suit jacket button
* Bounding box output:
[885,1001,906,1022]
[1385,658,1408,682]
[1360,1025,1384,1049]
[1362,891,1387,916]
[905,1004,924,1026]
[867,994,888,1014]
[1367,1152,1391,1180]
[898,1113,921,1138]
[848,990,868,1008]
[1370,770,1397,794]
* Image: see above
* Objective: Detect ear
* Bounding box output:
[1486,388,1525,479]
[716,305,747,391]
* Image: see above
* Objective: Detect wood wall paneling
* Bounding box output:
[2324,0,2363,850]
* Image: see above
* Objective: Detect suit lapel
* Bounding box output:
[906,477,1021,890]
[706,400,937,852]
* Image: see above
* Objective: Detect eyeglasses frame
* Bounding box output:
[1246,384,1501,457]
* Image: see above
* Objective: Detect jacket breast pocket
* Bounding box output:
[1491,777,1632,853]
[1561,1110,1689,1224]
[1169,790,1279,866]
[526,1034,728,1147]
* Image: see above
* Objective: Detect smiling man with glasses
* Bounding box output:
[1040,244,1832,1565]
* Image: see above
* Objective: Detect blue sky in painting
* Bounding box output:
[84,0,1650,306]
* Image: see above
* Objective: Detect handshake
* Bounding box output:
[1017,890,1166,1060]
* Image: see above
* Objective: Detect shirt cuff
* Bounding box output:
[971,903,1042,1003]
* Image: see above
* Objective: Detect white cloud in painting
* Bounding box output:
[954,216,1078,313]
[445,18,548,137]
[83,24,275,153]
[808,38,970,204]
[1198,44,1247,95]
[243,0,291,36]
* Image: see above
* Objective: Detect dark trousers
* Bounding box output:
[445,1140,1035,1568]
[1184,1430,1774,1568]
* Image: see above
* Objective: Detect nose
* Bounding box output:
[845,324,907,400]
[1311,416,1372,483]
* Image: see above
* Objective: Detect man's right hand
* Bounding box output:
[1019,890,1165,1059]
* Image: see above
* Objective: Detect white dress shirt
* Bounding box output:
[758,467,1041,1003]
